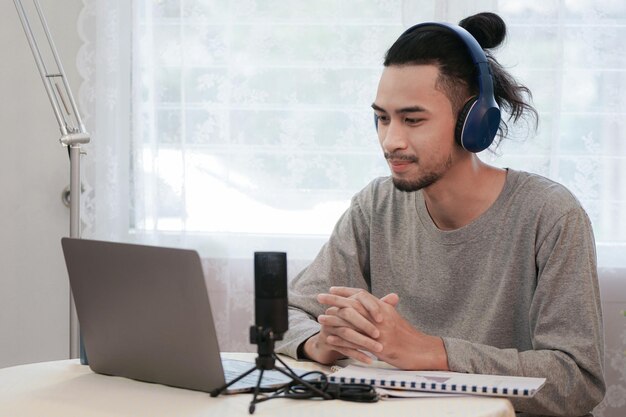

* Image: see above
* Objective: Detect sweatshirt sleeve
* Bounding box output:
[443,208,605,416]
[275,193,372,359]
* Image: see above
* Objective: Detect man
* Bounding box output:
[275,12,604,416]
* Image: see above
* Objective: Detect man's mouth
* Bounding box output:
[385,153,417,174]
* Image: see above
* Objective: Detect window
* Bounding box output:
[131,1,399,251]
[80,0,626,265]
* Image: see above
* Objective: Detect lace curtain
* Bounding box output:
[78,0,626,261]
[78,1,625,413]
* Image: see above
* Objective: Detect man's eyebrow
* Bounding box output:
[371,103,427,114]
[371,103,386,113]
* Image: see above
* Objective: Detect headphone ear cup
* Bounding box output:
[455,98,476,147]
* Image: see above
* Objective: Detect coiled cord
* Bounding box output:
[269,371,379,403]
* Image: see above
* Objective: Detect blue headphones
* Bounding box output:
[375,22,501,153]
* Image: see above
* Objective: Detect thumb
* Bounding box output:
[380,293,399,307]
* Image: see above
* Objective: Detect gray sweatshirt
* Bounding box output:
[276,169,605,416]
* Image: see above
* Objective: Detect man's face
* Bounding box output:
[373,65,460,192]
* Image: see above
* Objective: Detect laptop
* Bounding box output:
[61,237,298,393]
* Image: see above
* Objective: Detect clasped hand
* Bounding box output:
[305,286,448,371]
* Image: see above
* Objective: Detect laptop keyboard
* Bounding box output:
[222,359,301,391]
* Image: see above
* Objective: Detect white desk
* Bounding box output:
[0,353,515,417]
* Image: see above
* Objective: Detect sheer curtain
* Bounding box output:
[78,0,625,412]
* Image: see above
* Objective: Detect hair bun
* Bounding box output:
[459,12,506,49]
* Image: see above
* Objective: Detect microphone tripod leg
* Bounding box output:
[248,369,266,414]
[210,364,259,397]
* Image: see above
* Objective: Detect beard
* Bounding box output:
[386,152,453,192]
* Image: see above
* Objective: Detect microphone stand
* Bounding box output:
[14,0,90,364]
[211,326,332,414]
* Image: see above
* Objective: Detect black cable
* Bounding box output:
[259,371,379,404]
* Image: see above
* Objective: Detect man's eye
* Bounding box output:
[377,115,390,123]
[405,118,423,125]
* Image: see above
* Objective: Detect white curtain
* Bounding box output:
[78,1,625,413]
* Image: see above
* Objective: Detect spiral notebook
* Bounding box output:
[329,365,545,398]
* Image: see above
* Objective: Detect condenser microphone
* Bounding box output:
[254,252,288,340]
[214,251,332,409]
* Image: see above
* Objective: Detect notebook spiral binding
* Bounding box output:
[327,375,535,397]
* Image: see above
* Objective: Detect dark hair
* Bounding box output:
[383,12,538,148]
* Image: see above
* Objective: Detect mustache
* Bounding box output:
[384,152,418,163]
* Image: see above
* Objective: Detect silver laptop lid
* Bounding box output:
[61,237,226,392]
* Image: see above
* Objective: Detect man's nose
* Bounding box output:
[380,121,409,153]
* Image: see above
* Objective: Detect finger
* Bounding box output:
[329,286,366,297]
[321,309,379,339]
[318,314,355,330]
[317,293,356,308]
[320,309,371,335]
[334,308,380,338]
[380,293,399,307]
[324,306,339,316]
[326,334,376,355]
[324,305,379,338]
[317,293,369,317]
[328,344,374,365]
[326,326,383,353]
[352,291,384,323]
[331,287,398,321]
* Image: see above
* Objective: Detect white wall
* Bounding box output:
[0,0,83,368]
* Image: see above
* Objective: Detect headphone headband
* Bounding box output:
[402,23,495,99]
